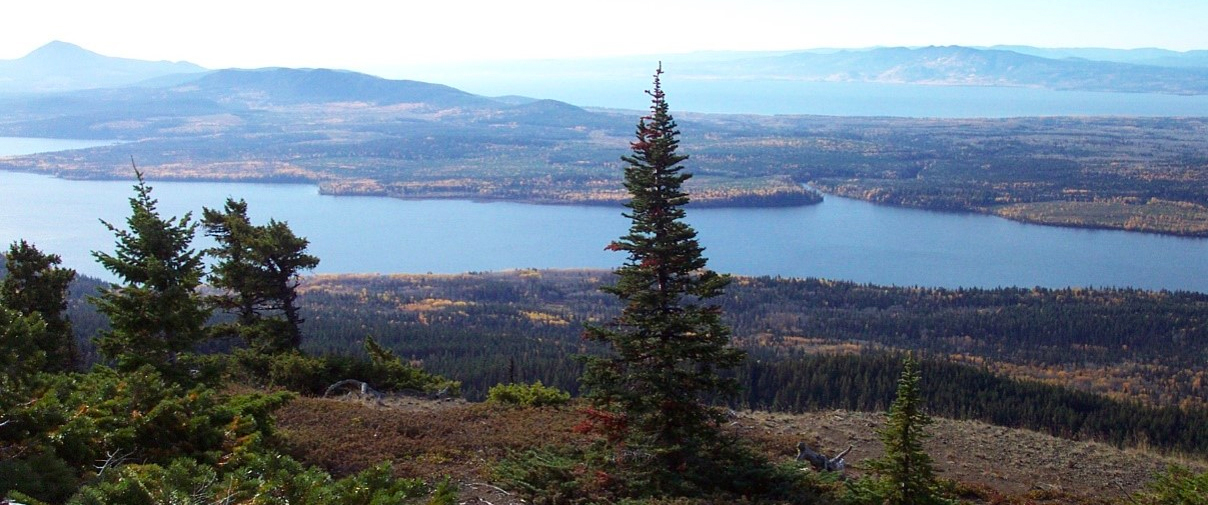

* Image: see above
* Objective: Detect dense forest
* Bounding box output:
[271,272,1208,403]
[738,352,1208,455]
[38,266,1208,457]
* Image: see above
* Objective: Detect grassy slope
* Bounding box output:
[277,395,1205,504]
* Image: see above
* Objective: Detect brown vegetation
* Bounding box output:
[276,395,1205,503]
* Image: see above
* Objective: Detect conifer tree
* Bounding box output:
[203,198,319,353]
[0,306,47,412]
[581,65,745,490]
[92,169,210,373]
[862,355,948,505]
[1,240,77,371]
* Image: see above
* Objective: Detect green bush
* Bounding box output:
[362,336,460,395]
[69,454,431,505]
[4,366,292,483]
[1137,465,1208,505]
[226,340,460,397]
[487,381,571,407]
[492,441,821,505]
[266,350,331,393]
[492,447,599,505]
[0,450,76,504]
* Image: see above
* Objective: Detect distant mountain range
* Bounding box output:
[681,46,1208,94]
[4,41,1208,96]
[982,45,1208,68]
[401,45,1208,97]
[0,41,206,93]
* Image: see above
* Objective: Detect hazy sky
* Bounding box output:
[2,0,1205,70]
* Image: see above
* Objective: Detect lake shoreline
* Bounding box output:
[9,164,1197,239]
[5,169,1207,292]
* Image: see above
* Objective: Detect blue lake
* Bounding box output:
[2,137,1206,291]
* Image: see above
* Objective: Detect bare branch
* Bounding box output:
[469,482,512,496]
[95,448,133,477]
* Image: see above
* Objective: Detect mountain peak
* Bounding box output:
[0,41,206,93]
[27,40,92,55]
[19,40,106,65]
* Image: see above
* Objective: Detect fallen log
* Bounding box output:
[796,442,852,472]
[323,379,384,405]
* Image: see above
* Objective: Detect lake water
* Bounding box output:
[3,138,1206,291]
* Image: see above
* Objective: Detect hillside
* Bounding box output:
[276,394,1205,503]
[183,67,494,108]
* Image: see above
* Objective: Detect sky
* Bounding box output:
[1,0,1206,71]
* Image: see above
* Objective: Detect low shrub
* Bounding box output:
[487,381,571,407]
[224,339,460,397]
[1136,465,1208,505]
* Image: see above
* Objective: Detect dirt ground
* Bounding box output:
[738,409,1202,502]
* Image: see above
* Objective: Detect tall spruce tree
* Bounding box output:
[1,240,77,371]
[581,65,745,491]
[203,198,319,353]
[92,169,210,373]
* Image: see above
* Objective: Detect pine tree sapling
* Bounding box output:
[91,168,210,373]
[581,65,746,488]
[861,355,948,505]
[1,240,77,371]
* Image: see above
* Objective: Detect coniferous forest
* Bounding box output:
[31,266,1208,459]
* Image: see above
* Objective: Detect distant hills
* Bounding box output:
[403,45,1208,96]
[685,46,1208,94]
[984,45,1208,68]
[6,41,1208,96]
[0,41,206,93]
[183,68,493,108]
